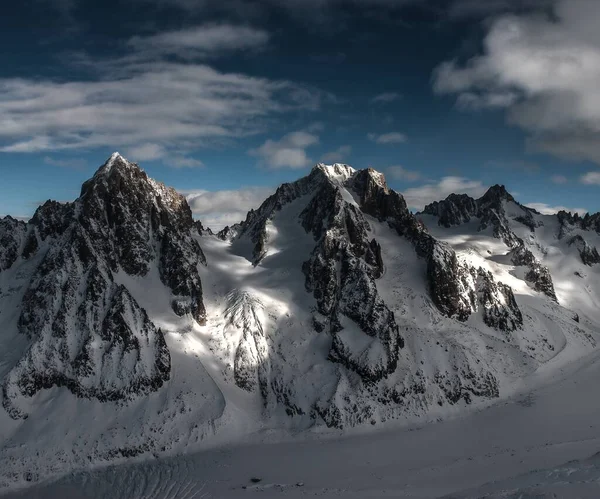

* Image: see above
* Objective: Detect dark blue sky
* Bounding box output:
[1,0,598,228]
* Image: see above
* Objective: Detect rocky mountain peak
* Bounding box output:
[479,184,515,206]
[312,163,357,185]
[1,154,208,419]
[79,153,194,237]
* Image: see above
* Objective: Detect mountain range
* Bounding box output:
[1,153,599,490]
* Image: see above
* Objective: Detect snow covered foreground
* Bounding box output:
[5,344,600,498]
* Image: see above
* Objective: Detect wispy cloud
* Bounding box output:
[402,176,486,211]
[0,25,326,160]
[581,171,600,185]
[184,186,273,230]
[320,145,351,163]
[249,131,319,169]
[127,24,270,59]
[43,156,87,170]
[433,1,600,165]
[166,156,204,168]
[125,143,166,161]
[525,202,587,216]
[386,165,421,182]
[367,132,407,144]
[550,174,568,184]
[371,92,401,104]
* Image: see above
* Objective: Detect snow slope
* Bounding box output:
[1,158,600,494]
[7,340,600,498]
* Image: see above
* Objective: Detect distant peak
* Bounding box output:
[479,184,515,204]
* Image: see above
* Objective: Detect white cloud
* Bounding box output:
[525,202,587,216]
[43,156,87,170]
[550,174,568,184]
[433,1,600,165]
[456,91,518,110]
[0,33,324,158]
[386,165,421,182]
[371,92,401,104]
[166,156,204,168]
[184,186,273,230]
[581,171,600,185]
[249,131,319,169]
[368,132,407,144]
[127,24,269,59]
[402,176,487,211]
[125,143,166,161]
[320,145,351,163]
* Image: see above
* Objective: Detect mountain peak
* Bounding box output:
[313,163,356,182]
[479,184,515,204]
[96,152,138,177]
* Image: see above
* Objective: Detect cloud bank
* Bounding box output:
[434,0,600,165]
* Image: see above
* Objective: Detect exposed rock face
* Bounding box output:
[78,154,207,323]
[422,194,478,228]
[558,210,600,236]
[568,235,600,266]
[474,268,523,331]
[0,217,27,271]
[224,290,269,397]
[422,185,529,247]
[300,173,402,382]
[227,164,521,393]
[1,153,207,419]
[422,186,558,302]
[509,243,557,302]
[194,220,214,236]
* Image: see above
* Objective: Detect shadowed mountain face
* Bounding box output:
[1,153,206,419]
[1,155,599,490]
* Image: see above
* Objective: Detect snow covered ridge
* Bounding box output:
[0,156,599,490]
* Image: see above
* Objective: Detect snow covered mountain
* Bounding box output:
[0,154,598,491]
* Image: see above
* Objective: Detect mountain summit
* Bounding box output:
[1,154,206,420]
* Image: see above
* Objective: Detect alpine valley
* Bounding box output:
[1,153,600,495]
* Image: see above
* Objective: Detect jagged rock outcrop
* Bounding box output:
[422,194,479,228]
[300,172,402,382]
[77,154,207,322]
[509,243,557,302]
[224,290,270,397]
[557,210,600,237]
[349,170,518,325]
[0,216,28,271]
[194,220,214,236]
[422,185,558,302]
[568,235,600,266]
[227,164,522,390]
[473,268,523,331]
[422,185,532,247]
[1,153,207,419]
